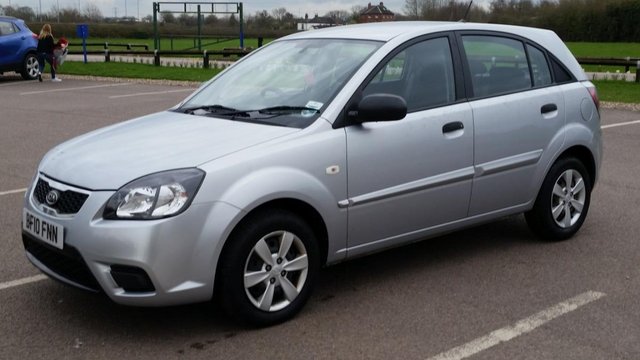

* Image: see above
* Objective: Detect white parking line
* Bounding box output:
[109,88,196,99]
[0,274,47,291]
[19,82,131,96]
[426,291,606,360]
[602,119,640,129]
[0,188,27,196]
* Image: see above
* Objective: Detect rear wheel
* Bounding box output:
[218,209,320,326]
[526,157,592,241]
[21,53,39,80]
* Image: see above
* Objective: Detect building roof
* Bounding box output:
[361,2,394,16]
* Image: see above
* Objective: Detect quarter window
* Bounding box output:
[462,36,532,97]
[364,37,456,112]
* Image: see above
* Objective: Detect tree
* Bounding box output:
[161,12,176,24]
[84,2,103,22]
[2,5,37,21]
[204,14,218,25]
[350,5,365,22]
[178,13,197,26]
[325,10,350,23]
[271,7,287,23]
[251,10,273,29]
[228,14,238,27]
[404,0,420,19]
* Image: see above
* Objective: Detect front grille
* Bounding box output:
[23,233,101,292]
[33,178,89,215]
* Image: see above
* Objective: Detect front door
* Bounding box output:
[343,35,474,257]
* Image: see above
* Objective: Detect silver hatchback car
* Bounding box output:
[22,22,601,325]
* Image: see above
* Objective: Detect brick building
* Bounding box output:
[359,2,395,23]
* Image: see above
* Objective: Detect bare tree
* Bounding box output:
[325,10,350,23]
[271,7,287,22]
[350,5,365,22]
[404,0,420,19]
[84,2,103,21]
[161,12,176,24]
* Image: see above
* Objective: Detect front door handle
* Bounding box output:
[442,121,464,134]
[541,103,558,114]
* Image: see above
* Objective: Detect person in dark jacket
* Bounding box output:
[37,24,60,82]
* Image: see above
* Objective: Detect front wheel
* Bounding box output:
[218,209,320,326]
[526,157,592,241]
[21,53,39,80]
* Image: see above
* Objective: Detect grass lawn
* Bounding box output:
[58,61,221,82]
[566,42,640,58]
[567,42,640,73]
[593,80,640,104]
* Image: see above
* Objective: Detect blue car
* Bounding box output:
[0,16,39,80]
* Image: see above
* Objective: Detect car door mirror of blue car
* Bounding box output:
[349,93,407,123]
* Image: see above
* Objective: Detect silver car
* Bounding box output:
[22,22,602,325]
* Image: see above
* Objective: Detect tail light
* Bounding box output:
[585,84,600,115]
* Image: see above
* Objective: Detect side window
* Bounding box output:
[462,36,532,97]
[527,45,552,87]
[0,21,17,36]
[363,37,456,112]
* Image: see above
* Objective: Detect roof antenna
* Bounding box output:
[459,0,473,22]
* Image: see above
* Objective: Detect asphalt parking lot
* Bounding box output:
[1,75,639,359]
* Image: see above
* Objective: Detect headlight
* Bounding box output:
[103,168,205,220]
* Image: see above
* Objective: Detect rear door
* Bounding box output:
[0,20,23,67]
[343,34,474,256]
[458,33,566,216]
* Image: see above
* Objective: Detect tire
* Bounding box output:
[20,53,39,80]
[218,209,320,326]
[525,157,592,241]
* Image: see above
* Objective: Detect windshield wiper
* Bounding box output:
[256,106,320,114]
[180,104,239,115]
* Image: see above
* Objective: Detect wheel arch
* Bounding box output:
[213,197,330,296]
[555,145,597,186]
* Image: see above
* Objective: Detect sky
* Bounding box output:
[1,0,487,19]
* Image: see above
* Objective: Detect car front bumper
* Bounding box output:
[22,174,242,306]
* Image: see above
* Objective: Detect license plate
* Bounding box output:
[23,209,64,250]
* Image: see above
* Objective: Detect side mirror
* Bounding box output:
[351,94,407,123]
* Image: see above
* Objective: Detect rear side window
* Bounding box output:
[462,36,532,97]
[0,21,17,36]
[527,45,552,87]
[364,37,456,112]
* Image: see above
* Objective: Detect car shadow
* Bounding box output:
[28,214,540,351]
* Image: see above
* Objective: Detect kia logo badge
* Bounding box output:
[45,190,60,206]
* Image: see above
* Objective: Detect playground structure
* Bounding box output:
[152,1,244,51]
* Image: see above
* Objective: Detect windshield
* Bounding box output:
[179,38,382,128]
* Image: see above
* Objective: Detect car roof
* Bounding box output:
[283,21,585,81]
[0,16,19,21]
[286,21,551,42]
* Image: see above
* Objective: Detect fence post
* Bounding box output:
[104,42,108,50]
[636,61,639,83]
[154,50,160,66]
[105,49,110,63]
[203,50,209,69]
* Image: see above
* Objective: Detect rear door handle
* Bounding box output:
[442,121,464,133]
[541,103,557,114]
